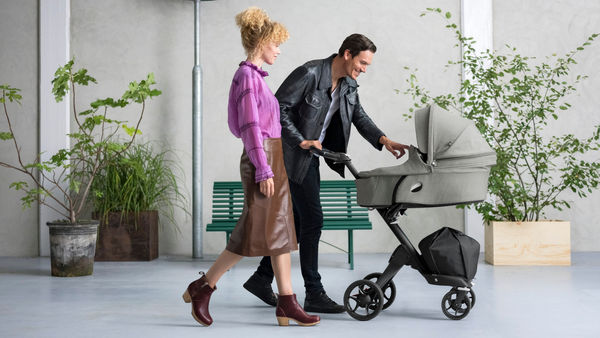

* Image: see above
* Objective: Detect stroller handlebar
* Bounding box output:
[309,146,361,179]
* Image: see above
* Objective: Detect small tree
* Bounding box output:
[403,8,600,222]
[0,58,161,223]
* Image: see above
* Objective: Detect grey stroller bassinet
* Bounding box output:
[311,104,496,321]
[355,104,496,208]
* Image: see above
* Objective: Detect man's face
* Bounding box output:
[343,50,373,80]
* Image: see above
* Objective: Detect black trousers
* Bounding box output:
[256,155,324,295]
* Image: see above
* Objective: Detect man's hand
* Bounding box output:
[300,140,322,150]
[259,178,274,198]
[379,136,409,159]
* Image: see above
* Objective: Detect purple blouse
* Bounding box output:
[228,61,282,183]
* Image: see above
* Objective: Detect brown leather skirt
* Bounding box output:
[226,138,298,257]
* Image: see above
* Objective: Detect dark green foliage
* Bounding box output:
[403,8,600,222]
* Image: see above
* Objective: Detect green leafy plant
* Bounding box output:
[90,139,190,233]
[402,8,600,222]
[0,58,161,223]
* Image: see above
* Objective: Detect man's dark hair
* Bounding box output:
[338,34,377,58]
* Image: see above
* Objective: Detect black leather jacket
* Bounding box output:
[275,54,385,184]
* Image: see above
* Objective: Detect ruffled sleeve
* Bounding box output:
[234,68,274,183]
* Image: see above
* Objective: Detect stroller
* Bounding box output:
[311,104,496,320]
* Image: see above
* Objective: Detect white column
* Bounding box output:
[39,0,70,256]
[461,0,493,248]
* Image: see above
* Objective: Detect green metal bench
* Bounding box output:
[206,180,372,270]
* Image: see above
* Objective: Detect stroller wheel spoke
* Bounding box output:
[346,297,360,312]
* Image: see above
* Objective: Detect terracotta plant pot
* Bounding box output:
[93,211,159,261]
[47,220,100,277]
[484,220,571,265]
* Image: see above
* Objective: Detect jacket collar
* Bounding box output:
[317,54,335,91]
[318,54,359,91]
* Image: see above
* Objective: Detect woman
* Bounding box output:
[182,7,320,327]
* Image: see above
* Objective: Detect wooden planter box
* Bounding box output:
[484,220,570,265]
[93,211,159,261]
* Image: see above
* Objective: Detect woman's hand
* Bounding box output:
[259,177,275,198]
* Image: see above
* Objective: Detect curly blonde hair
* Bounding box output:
[235,7,289,60]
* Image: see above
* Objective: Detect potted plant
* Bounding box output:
[89,139,189,261]
[402,8,600,265]
[0,58,161,276]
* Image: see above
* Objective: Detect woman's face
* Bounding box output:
[260,42,281,65]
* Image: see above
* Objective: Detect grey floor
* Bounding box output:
[1,252,599,338]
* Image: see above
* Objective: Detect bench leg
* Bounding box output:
[226,232,231,246]
[348,230,354,270]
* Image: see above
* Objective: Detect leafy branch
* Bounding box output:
[1,58,161,222]
[401,8,600,221]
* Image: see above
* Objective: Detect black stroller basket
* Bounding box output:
[309,105,495,321]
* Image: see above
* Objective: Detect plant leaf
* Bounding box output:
[0,131,14,140]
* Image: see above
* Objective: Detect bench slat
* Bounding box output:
[207,222,372,230]
[212,206,366,210]
[211,215,371,218]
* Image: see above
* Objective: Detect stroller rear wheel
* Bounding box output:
[344,280,384,321]
[441,289,472,320]
[364,272,396,310]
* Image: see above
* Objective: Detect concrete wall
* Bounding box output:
[8,0,598,256]
[67,0,463,256]
[69,0,196,256]
[204,0,465,255]
[0,0,40,257]
[493,0,600,251]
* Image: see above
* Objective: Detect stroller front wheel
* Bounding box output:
[344,280,384,321]
[441,289,472,320]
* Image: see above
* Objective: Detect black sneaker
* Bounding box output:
[304,291,346,313]
[243,272,277,307]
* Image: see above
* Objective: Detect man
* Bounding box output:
[243,34,409,313]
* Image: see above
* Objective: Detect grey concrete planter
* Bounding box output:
[46,220,100,277]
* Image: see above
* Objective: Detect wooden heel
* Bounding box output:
[277,317,289,326]
[182,289,192,303]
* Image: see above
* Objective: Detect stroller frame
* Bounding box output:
[312,147,476,321]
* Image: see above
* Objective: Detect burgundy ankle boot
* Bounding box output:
[276,294,321,326]
[182,271,216,326]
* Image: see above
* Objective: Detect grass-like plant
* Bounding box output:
[402,8,600,222]
[90,139,190,233]
[1,58,160,223]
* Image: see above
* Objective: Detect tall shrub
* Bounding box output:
[403,8,600,221]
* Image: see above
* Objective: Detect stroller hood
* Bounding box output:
[355,105,496,208]
[415,104,496,167]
